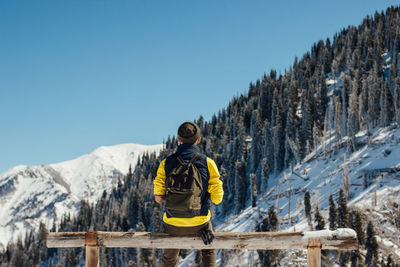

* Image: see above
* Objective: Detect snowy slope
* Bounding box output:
[174,63,400,265]
[0,143,164,248]
[177,125,400,266]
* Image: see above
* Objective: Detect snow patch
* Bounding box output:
[302,228,356,240]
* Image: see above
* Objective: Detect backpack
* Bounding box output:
[165,153,203,218]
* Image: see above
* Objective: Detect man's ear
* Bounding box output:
[177,137,182,144]
[195,137,201,145]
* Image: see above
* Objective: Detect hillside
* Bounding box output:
[207,125,400,266]
[0,143,163,248]
[175,76,400,265]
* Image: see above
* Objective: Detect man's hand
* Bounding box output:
[155,195,165,204]
[197,227,215,245]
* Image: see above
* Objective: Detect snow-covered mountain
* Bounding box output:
[0,143,164,248]
[177,62,400,265]
[176,125,400,266]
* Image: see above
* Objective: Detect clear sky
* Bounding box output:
[0,0,398,173]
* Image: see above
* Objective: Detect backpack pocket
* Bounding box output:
[166,188,194,211]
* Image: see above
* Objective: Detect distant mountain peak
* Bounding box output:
[0,143,164,247]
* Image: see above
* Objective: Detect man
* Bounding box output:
[153,121,224,267]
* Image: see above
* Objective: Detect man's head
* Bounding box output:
[177,121,201,145]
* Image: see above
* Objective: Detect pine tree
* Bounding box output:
[260,158,269,194]
[349,210,364,266]
[337,189,349,228]
[286,75,298,143]
[334,95,343,141]
[338,190,350,267]
[365,221,378,266]
[342,154,350,200]
[127,164,133,188]
[350,210,365,245]
[342,75,351,138]
[220,166,230,216]
[339,250,350,267]
[256,206,280,266]
[268,205,279,232]
[380,81,391,127]
[250,173,258,208]
[234,161,246,214]
[394,78,400,126]
[386,254,393,267]
[262,120,274,176]
[329,194,337,230]
[272,85,285,172]
[304,190,313,230]
[359,77,369,131]
[250,110,262,172]
[368,69,380,129]
[314,202,325,230]
[136,222,151,266]
[323,103,333,157]
[302,94,314,155]
[220,249,229,267]
[347,85,359,152]
[350,249,360,267]
[194,250,201,267]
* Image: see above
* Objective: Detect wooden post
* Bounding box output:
[307,238,321,267]
[85,232,99,267]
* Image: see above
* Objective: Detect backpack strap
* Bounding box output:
[176,155,186,165]
[176,153,201,165]
[189,153,201,164]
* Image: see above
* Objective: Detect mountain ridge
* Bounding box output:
[0,143,164,248]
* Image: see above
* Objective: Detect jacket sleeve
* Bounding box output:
[153,159,166,196]
[206,157,223,205]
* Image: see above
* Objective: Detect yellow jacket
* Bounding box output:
[154,156,223,226]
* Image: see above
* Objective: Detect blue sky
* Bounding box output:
[0,0,398,173]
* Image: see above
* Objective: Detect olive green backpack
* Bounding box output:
[165,153,203,218]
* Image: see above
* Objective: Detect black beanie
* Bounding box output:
[178,122,201,144]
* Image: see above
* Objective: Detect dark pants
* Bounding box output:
[161,222,216,267]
